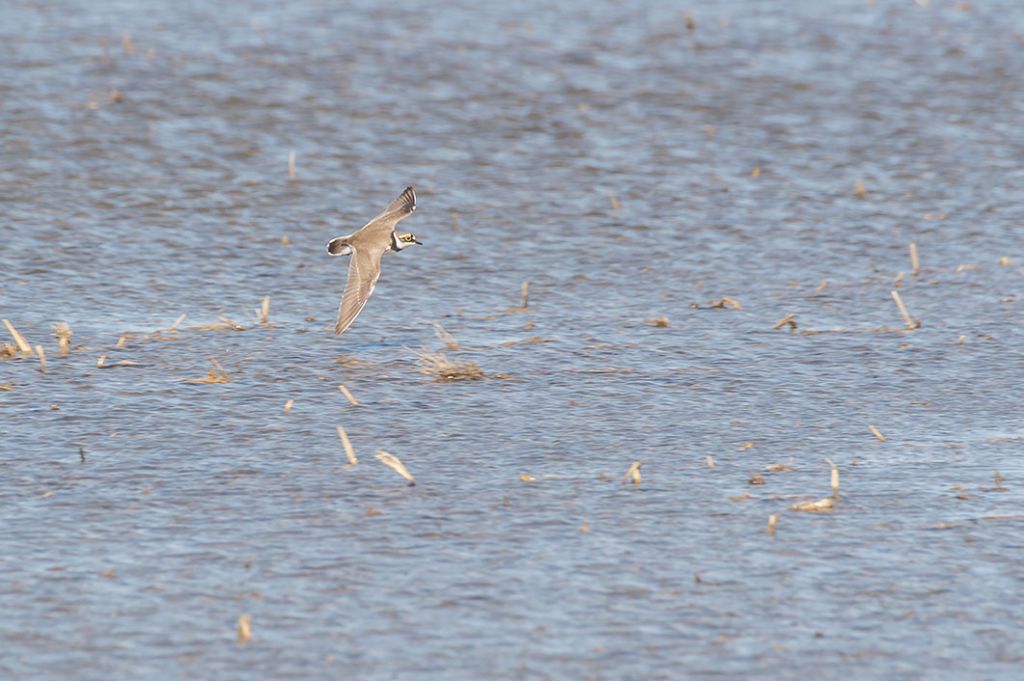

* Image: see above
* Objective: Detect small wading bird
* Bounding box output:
[326,186,422,336]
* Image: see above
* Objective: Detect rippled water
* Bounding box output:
[3,0,1023,678]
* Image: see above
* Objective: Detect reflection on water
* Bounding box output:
[2,0,1023,678]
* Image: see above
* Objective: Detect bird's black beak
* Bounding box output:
[414,238,423,245]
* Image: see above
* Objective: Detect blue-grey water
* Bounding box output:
[2,0,1023,678]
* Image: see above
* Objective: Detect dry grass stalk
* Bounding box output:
[751,166,761,178]
[53,323,72,356]
[416,350,484,381]
[826,458,839,498]
[909,242,920,276]
[521,281,530,308]
[580,518,590,533]
[190,317,245,331]
[748,474,766,485]
[451,210,460,232]
[854,178,867,198]
[121,30,133,55]
[706,455,715,468]
[431,323,460,350]
[336,425,357,465]
[338,384,359,406]
[608,193,621,210]
[519,473,537,483]
[115,334,131,349]
[236,615,252,645]
[283,399,294,413]
[816,279,829,293]
[1,343,17,358]
[647,316,670,328]
[287,150,296,179]
[259,296,270,325]
[0,382,13,392]
[772,313,797,331]
[998,256,1015,266]
[790,497,835,513]
[183,357,231,383]
[169,313,186,331]
[890,290,920,329]
[2,319,34,355]
[868,424,886,441]
[767,513,778,534]
[35,345,46,373]
[375,450,414,485]
[623,460,642,485]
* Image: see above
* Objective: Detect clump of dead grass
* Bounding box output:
[416,350,484,382]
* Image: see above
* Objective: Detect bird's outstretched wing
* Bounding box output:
[355,186,417,239]
[335,245,387,336]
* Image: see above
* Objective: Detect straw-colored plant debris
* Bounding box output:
[35,345,46,373]
[772,313,797,331]
[766,463,795,472]
[183,357,231,383]
[826,458,840,498]
[909,242,920,276]
[709,297,742,310]
[417,350,484,382]
[0,382,14,392]
[2,319,34,356]
[706,455,715,468]
[623,460,642,485]
[288,150,296,179]
[53,323,72,356]
[431,323,460,350]
[891,290,920,330]
[580,518,590,533]
[258,297,270,325]
[608,192,621,210]
[169,314,186,331]
[338,384,359,405]
[502,281,531,312]
[998,256,1015,266]
[868,424,886,441]
[190,317,245,331]
[519,473,537,483]
[375,450,414,485]
[647,316,670,328]
[337,425,357,465]
[236,615,252,645]
[767,513,779,534]
[790,497,835,513]
[816,279,829,293]
[1,344,17,359]
[854,178,867,198]
[748,474,765,485]
[751,166,761,178]
[283,399,294,413]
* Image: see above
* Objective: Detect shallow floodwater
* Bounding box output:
[2,0,1023,678]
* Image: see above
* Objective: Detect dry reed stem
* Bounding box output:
[623,460,642,485]
[751,166,761,178]
[431,323,460,350]
[890,290,920,329]
[816,279,829,293]
[909,242,920,276]
[519,473,537,483]
[2,320,33,355]
[790,498,835,513]
[706,455,715,468]
[236,615,252,645]
[826,458,839,498]
[338,384,359,405]
[772,313,797,331]
[288,150,296,179]
[375,450,414,485]
[170,314,186,331]
[416,350,484,381]
[53,323,72,356]
[854,178,867,198]
[767,513,778,534]
[608,193,621,210]
[35,345,46,373]
[580,518,590,533]
[183,357,231,383]
[869,424,886,441]
[115,334,131,349]
[1,344,17,359]
[998,256,1015,266]
[647,316,670,328]
[283,399,294,413]
[259,296,270,325]
[521,281,530,308]
[0,382,13,392]
[336,425,357,465]
[190,317,245,331]
[451,210,459,232]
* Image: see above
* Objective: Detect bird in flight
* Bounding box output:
[326,186,422,336]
